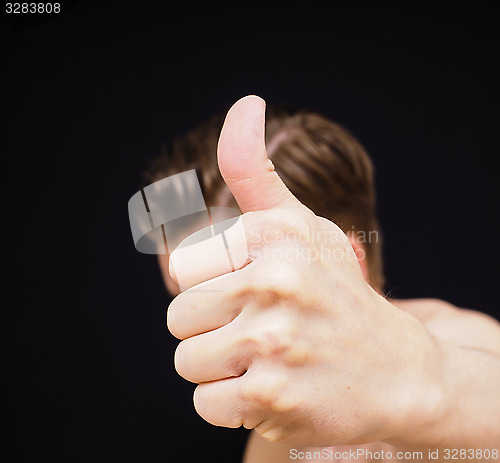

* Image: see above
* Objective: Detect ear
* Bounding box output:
[158,254,181,296]
[347,234,369,283]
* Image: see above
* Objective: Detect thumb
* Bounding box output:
[217,95,302,213]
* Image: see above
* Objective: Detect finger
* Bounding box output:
[194,376,267,431]
[217,95,302,212]
[169,215,250,290]
[167,267,249,340]
[174,320,249,383]
[194,377,247,428]
[193,372,286,434]
[169,208,313,290]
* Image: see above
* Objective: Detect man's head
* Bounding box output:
[145,103,384,294]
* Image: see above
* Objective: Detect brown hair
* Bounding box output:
[144,104,384,289]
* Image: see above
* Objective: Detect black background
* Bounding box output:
[2,3,499,462]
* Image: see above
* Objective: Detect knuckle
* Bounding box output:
[234,262,303,307]
[258,324,291,356]
[240,375,274,407]
[255,423,288,442]
[240,373,294,413]
[262,261,303,293]
[244,318,300,362]
[269,208,310,234]
[245,209,312,247]
[279,210,310,233]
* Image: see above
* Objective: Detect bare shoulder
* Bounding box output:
[392,298,500,355]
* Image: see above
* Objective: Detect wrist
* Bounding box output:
[385,311,449,447]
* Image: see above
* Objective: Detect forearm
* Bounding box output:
[439,343,500,448]
[389,340,500,454]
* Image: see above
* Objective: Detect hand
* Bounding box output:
[167,96,443,446]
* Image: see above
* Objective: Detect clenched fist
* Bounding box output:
[166,96,443,446]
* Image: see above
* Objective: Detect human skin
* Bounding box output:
[161,96,500,461]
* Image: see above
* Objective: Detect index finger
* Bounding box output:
[168,207,312,291]
[169,214,250,291]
